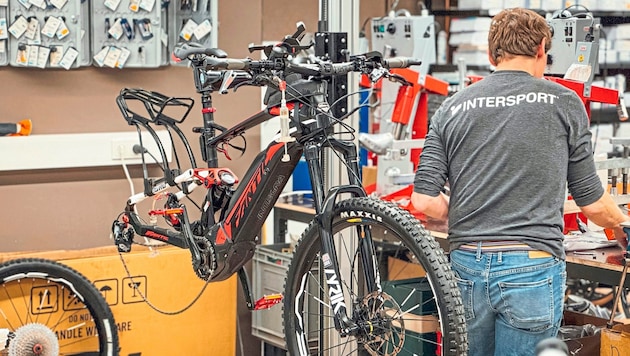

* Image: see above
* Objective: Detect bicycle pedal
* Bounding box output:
[253,294,283,310]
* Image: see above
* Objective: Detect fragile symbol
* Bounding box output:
[122,276,146,304]
[31,285,59,314]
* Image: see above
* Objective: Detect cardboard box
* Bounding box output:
[562,310,617,355]
[388,256,426,280]
[457,0,503,10]
[362,165,377,189]
[601,323,630,356]
[449,17,492,33]
[1,246,237,356]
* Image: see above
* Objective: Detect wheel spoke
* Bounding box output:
[283,198,467,355]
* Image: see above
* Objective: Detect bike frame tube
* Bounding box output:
[123,87,381,331]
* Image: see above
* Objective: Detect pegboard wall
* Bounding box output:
[0,1,8,65]
[169,0,217,65]
[7,0,90,68]
[0,0,217,69]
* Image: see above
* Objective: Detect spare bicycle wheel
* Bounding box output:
[0,258,119,356]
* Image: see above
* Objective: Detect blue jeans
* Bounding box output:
[450,247,566,356]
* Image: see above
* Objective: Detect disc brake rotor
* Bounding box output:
[359,291,405,356]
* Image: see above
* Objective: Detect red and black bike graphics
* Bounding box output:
[209,135,303,281]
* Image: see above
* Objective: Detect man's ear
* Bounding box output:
[537,38,547,58]
[487,49,497,66]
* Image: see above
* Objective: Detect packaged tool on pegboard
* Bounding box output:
[7,0,90,69]
[169,0,216,65]
[91,0,168,68]
[0,0,8,66]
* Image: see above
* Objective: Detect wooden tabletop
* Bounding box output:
[275,201,630,285]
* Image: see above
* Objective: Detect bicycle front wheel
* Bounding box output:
[283,197,467,355]
[0,258,119,356]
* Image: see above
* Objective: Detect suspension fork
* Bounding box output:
[327,137,381,293]
[304,140,381,335]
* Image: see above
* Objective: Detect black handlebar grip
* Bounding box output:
[223,59,250,70]
[0,123,18,136]
[205,58,250,70]
[331,62,355,75]
[383,57,422,68]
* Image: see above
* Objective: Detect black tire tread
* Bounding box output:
[283,197,467,355]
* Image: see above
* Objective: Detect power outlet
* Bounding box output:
[111,139,142,160]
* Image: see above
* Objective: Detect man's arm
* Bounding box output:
[411,192,449,221]
[579,192,630,248]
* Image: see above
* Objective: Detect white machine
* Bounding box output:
[366,14,438,195]
[546,15,601,97]
[371,15,437,80]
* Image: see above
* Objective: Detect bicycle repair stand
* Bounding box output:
[607,228,630,328]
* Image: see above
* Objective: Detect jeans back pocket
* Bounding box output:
[455,276,475,320]
[499,278,553,332]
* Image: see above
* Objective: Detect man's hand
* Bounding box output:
[613,222,630,250]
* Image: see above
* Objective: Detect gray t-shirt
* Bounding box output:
[414,70,604,259]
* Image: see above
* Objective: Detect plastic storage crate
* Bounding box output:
[383,277,439,355]
[252,243,320,350]
[252,244,292,349]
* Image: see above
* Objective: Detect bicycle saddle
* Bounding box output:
[358,132,394,155]
[173,42,228,60]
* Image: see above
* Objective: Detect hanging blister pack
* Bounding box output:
[8,0,89,68]
[134,18,152,40]
[55,17,70,40]
[24,17,38,40]
[0,13,9,66]
[58,45,78,69]
[91,0,167,68]
[8,15,28,38]
[48,44,63,66]
[169,0,217,65]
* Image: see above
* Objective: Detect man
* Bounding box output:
[411,7,630,356]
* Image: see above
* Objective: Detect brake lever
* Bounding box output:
[369,67,388,83]
[388,73,413,86]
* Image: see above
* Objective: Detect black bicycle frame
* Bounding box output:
[122,77,381,332]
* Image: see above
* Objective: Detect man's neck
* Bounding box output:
[494,56,540,77]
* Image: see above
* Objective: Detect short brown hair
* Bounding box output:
[488,8,552,64]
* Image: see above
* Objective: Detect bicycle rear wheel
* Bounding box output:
[0,258,119,356]
[283,197,467,355]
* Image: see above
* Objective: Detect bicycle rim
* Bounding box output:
[0,258,119,356]
[283,197,467,355]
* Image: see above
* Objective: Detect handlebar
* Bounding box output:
[383,57,422,68]
[172,41,421,90]
[201,54,421,77]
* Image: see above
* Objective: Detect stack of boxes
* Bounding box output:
[457,0,562,11]
[449,16,492,67]
[606,23,630,65]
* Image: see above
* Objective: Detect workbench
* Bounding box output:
[273,201,630,289]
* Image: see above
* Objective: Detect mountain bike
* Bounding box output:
[0,258,119,355]
[111,24,467,355]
